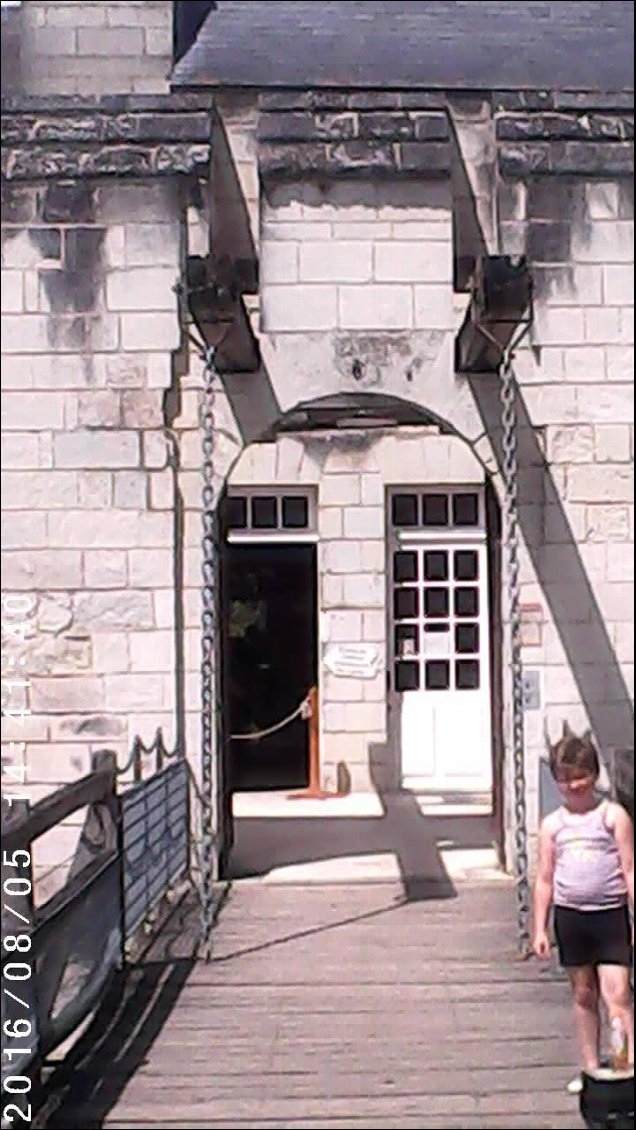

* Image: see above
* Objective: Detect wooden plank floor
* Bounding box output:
[46,877,584,1130]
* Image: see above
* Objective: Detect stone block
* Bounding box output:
[604,264,634,306]
[343,574,384,608]
[339,284,413,329]
[533,306,585,345]
[128,548,174,587]
[113,470,148,509]
[570,465,633,503]
[144,26,171,56]
[54,430,140,469]
[318,507,343,538]
[1,270,23,313]
[103,673,169,710]
[343,506,384,539]
[320,474,360,506]
[595,425,632,463]
[607,550,634,582]
[0,357,34,390]
[76,26,144,54]
[124,222,179,267]
[361,541,385,572]
[120,311,179,351]
[322,574,344,608]
[360,474,384,506]
[547,425,594,464]
[299,241,373,283]
[605,343,632,384]
[120,390,163,428]
[261,242,299,284]
[149,470,173,510]
[91,632,130,674]
[153,589,176,630]
[585,183,620,220]
[322,541,362,575]
[128,508,170,548]
[77,390,121,428]
[584,307,622,344]
[332,221,392,240]
[30,677,104,714]
[83,550,128,589]
[73,590,154,630]
[574,220,634,264]
[374,241,451,283]
[1,470,77,510]
[261,285,338,331]
[1,391,65,430]
[1,550,82,592]
[562,345,605,382]
[363,610,386,642]
[322,610,363,643]
[48,510,138,548]
[414,285,454,329]
[577,385,634,423]
[1,513,47,550]
[129,631,174,672]
[106,267,176,312]
[78,471,112,508]
[585,505,631,542]
[0,433,41,470]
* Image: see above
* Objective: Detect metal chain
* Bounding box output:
[500,349,532,959]
[199,345,220,960]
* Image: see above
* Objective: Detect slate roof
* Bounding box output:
[171,1,634,93]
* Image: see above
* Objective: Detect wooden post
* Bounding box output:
[289,684,341,800]
[307,685,320,795]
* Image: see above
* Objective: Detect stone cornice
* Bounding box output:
[0,94,216,182]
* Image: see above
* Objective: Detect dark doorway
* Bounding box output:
[221,542,318,791]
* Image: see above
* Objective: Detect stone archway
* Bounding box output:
[212,388,505,866]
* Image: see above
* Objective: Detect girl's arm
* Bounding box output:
[611,802,634,912]
[533,816,557,952]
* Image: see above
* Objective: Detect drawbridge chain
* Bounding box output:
[199,344,221,960]
[500,348,532,959]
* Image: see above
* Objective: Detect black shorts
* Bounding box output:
[554,904,632,968]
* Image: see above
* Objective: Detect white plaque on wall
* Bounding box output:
[323,644,382,680]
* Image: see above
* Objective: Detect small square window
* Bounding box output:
[395,623,419,658]
[454,550,479,581]
[251,496,278,529]
[392,493,419,527]
[393,551,418,582]
[454,587,479,617]
[395,661,420,691]
[455,624,479,654]
[394,587,419,620]
[424,588,449,618]
[282,496,308,529]
[425,661,450,690]
[225,495,247,529]
[422,494,449,526]
[456,659,480,689]
[424,551,448,581]
[453,493,479,527]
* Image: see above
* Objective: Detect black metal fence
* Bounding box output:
[1,743,190,1108]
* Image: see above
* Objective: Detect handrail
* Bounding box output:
[1,767,115,853]
[1,738,190,1120]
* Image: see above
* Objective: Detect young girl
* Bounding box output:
[533,724,634,1085]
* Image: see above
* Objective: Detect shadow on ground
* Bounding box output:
[226,788,498,902]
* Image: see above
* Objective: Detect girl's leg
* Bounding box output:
[598,964,634,1064]
[568,965,601,1073]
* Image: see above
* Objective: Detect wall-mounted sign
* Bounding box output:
[522,669,541,711]
[323,644,382,680]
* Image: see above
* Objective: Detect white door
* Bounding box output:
[389,487,493,794]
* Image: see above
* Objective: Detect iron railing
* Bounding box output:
[1,738,190,1116]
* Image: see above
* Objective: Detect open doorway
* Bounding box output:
[221,540,318,791]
